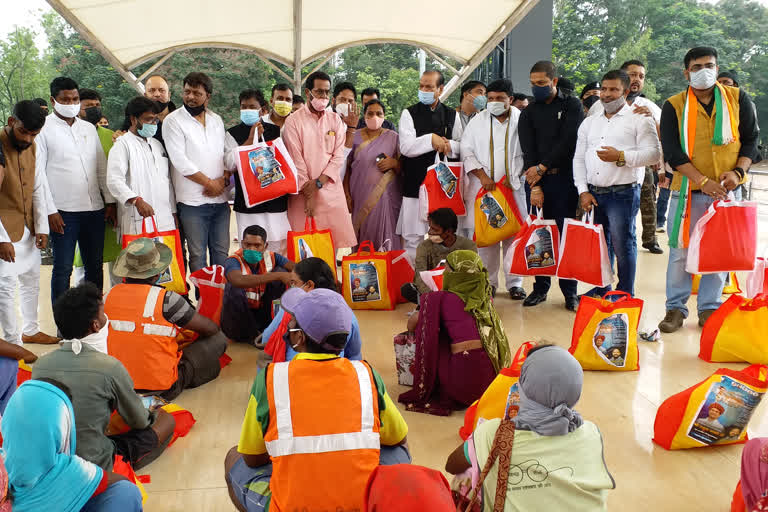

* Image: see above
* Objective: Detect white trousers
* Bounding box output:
[0,263,41,344]
[478,237,523,290]
[396,197,428,261]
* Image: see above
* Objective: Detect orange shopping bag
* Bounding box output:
[472,180,524,248]
[418,153,465,220]
[459,342,535,440]
[16,359,31,386]
[556,211,613,287]
[188,265,226,325]
[341,241,396,310]
[122,217,187,295]
[699,294,768,364]
[568,291,642,371]
[653,364,768,450]
[504,207,559,276]
[234,136,299,207]
[113,455,148,503]
[286,217,336,273]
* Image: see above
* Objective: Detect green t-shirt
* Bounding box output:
[97,125,114,157]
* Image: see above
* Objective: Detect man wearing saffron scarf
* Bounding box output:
[658,47,759,333]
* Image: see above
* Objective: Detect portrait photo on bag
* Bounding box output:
[525,227,556,269]
[349,261,381,303]
[592,314,629,368]
[479,194,507,228]
[435,161,458,198]
[686,376,763,445]
[247,146,285,188]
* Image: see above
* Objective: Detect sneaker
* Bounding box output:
[22,332,61,345]
[508,287,527,300]
[698,309,717,328]
[659,309,685,333]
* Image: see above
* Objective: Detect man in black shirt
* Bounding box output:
[518,61,583,311]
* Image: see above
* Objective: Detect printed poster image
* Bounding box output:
[525,227,555,269]
[434,162,458,198]
[298,239,314,260]
[350,262,381,303]
[480,194,507,229]
[248,147,285,188]
[687,376,764,445]
[504,382,521,421]
[151,237,173,285]
[592,313,628,368]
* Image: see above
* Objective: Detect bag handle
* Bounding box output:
[434,152,442,166]
[356,240,376,256]
[378,239,392,252]
[602,290,631,302]
[511,341,535,371]
[303,217,318,231]
[580,210,595,225]
[140,216,160,238]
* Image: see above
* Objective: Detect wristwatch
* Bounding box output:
[616,151,626,167]
[315,178,323,189]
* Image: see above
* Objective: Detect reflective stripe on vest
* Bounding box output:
[141,285,176,337]
[265,360,380,457]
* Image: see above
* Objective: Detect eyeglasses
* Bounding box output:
[311,89,331,98]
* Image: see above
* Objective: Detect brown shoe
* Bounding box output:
[22,332,61,345]
[698,309,717,328]
[659,309,685,333]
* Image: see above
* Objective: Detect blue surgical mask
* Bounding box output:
[532,84,553,103]
[418,90,435,106]
[243,249,263,264]
[137,122,157,138]
[472,94,487,111]
[240,109,261,126]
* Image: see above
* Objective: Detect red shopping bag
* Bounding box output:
[504,208,559,276]
[341,241,397,310]
[418,154,465,221]
[745,249,768,299]
[188,265,226,325]
[234,136,299,207]
[419,265,446,292]
[556,212,613,287]
[378,240,414,304]
[122,217,187,295]
[686,198,758,274]
[286,217,336,273]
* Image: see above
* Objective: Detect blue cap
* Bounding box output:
[280,288,353,343]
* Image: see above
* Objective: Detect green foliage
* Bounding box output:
[0,24,53,120]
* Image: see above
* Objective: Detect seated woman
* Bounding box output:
[398,250,507,416]
[2,378,143,512]
[733,438,768,512]
[445,345,615,511]
[260,257,362,365]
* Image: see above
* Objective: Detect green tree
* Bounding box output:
[0,25,53,120]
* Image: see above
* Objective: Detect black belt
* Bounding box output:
[588,183,638,195]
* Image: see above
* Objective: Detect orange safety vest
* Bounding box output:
[105,284,180,391]
[229,250,277,308]
[264,358,381,511]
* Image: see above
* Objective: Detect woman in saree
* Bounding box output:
[398,250,509,415]
[345,99,403,250]
[1,379,143,512]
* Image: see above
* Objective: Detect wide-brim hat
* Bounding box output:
[113,237,173,279]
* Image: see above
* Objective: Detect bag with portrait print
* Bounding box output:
[418,153,465,221]
[122,217,187,295]
[234,136,299,207]
[653,364,768,450]
[472,180,524,248]
[568,291,642,372]
[341,241,396,310]
[504,207,560,277]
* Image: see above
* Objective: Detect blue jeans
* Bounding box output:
[590,184,640,296]
[665,191,727,316]
[657,187,671,228]
[81,480,143,512]
[51,210,105,305]
[177,202,231,273]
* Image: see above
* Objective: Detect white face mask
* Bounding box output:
[601,96,627,114]
[69,315,110,355]
[335,103,349,116]
[54,100,81,119]
[487,102,509,117]
[428,235,444,244]
[689,68,717,90]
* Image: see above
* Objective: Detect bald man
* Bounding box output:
[143,75,176,145]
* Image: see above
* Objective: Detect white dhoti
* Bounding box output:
[396,197,428,260]
[0,228,42,344]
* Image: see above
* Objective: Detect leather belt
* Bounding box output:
[545,168,559,175]
[451,339,484,354]
[588,183,638,195]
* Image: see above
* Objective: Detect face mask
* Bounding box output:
[309,93,329,111]
[601,96,627,114]
[472,94,487,111]
[137,122,158,138]
[689,68,717,90]
[83,106,102,125]
[583,95,600,110]
[54,101,81,119]
[240,109,261,126]
[70,315,109,355]
[184,103,205,116]
[626,91,641,102]
[418,90,435,106]
[335,103,349,116]
[274,100,292,117]
[154,100,169,110]
[243,249,264,264]
[365,116,385,130]
[531,85,553,103]
[428,235,444,244]
[487,101,508,117]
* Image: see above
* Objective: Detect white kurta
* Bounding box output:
[106,131,176,237]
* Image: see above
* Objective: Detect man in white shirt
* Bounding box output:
[460,79,527,300]
[107,96,176,241]
[37,77,115,305]
[574,70,661,296]
[588,60,665,255]
[397,70,461,259]
[163,72,230,273]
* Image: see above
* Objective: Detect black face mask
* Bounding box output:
[83,106,102,125]
[583,95,600,110]
[627,91,642,102]
[154,100,169,111]
[184,103,205,116]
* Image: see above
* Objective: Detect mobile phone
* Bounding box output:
[375,153,387,163]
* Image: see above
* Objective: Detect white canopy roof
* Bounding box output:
[46,0,540,96]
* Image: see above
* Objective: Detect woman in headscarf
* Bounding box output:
[734,438,768,512]
[445,345,615,511]
[398,250,508,416]
[1,379,144,512]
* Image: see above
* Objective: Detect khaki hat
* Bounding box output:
[113,238,173,279]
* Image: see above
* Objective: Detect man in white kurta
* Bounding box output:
[460,80,527,299]
[107,97,176,240]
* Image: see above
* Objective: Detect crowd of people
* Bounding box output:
[0,43,762,511]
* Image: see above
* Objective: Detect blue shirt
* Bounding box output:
[262,309,362,362]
